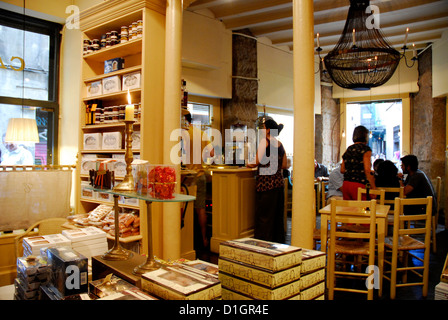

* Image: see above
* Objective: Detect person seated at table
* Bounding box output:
[314,159,329,181]
[373,158,384,178]
[375,160,400,189]
[326,162,344,205]
[399,154,437,215]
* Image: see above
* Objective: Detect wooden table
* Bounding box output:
[319,203,390,297]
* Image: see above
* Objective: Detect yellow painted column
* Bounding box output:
[291,0,315,249]
[162,0,183,260]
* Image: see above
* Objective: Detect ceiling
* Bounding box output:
[186,0,448,54]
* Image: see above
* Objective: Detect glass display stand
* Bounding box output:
[86,186,195,275]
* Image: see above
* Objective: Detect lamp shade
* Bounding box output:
[5,118,39,143]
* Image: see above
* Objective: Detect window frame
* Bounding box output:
[0,8,62,164]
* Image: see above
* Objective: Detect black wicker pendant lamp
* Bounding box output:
[320,0,401,90]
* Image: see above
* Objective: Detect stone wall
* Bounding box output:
[318,66,341,167]
[410,47,446,180]
[222,29,259,131]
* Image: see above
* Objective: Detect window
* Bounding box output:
[259,112,294,156]
[0,9,61,165]
[346,100,402,164]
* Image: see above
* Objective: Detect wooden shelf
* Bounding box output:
[80,149,140,153]
[84,88,141,102]
[83,38,142,62]
[82,122,141,131]
[80,198,140,210]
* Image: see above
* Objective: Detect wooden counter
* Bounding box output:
[209,166,257,253]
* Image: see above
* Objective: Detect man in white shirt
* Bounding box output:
[1,137,34,165]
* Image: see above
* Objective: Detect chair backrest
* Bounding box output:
[392,196,432,247]
[357,187,385,205]
[377,187,404,213]
[321,180,329,209]
[431,177,441,215]
[329,199,377,259]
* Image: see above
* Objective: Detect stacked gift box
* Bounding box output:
[218,238,303,300]
[62,227,108,260]
[435,254,448,300]
[14,256,51,300]
[141,259,221,300]
[22,234,71,257]
[299,248,326,300]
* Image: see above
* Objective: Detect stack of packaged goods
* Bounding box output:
[218,238,302,300]
[104,211,140,238]
[435,255,448,300]
[44,247,89,298]
[299,248,326,300]
[14,256,50,300]
[141,259,221,300]
[89,274,158,300]
[62,226,108,259]
[22,234,71,257]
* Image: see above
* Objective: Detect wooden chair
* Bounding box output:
[14,218,69,259]
[377,187,405,235]
[383,196,432,299]
[320,180,329,210]
[357,188,385,205]
[327,199,378,300]
[431,176,441,253]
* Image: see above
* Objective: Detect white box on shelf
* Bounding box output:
[80,157,97,175]
[124,197,139,206]
[102,75,121,94]
[86,80,102,97]
[102,132,122,150]
[83,133,102,150]
[122,71,141,90]
[80,181,95,200]
[96,190,113,203]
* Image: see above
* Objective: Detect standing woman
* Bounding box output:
[341,125,376,200]
[247,119,287,243]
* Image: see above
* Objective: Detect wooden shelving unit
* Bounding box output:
[77,0,168,256]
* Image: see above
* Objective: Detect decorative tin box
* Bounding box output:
[102,75,121,94]
[218,256,301,288]
[141,265,221,300]
[219,271,300,300]
[122,71,141,90]
[86,80,102,97]
[219,238,302,272]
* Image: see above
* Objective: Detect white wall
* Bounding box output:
[181,10,232,99]
[257,37,321,114]
[433,30,448,98]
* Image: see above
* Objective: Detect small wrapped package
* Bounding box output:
[148,164,177,199]
[47,247,88,297]
[132,159,150,195]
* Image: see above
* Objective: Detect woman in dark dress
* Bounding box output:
[341,125,376,200]
[247,119,287,243]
